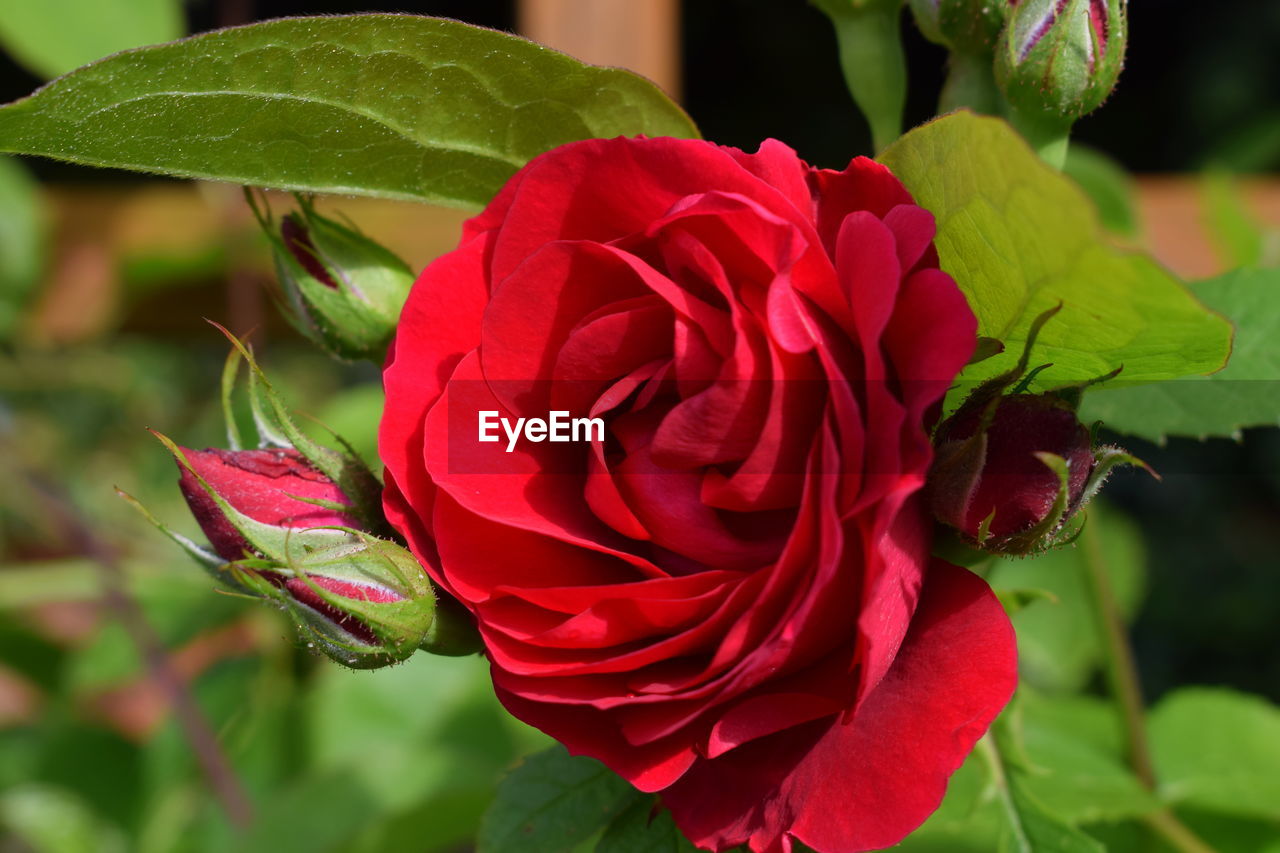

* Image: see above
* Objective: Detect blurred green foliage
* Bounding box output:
[0,335,551,851]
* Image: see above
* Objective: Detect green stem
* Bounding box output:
[818,1,907,153]
[1141,811,1220,853]
[1079,522,1220,853]
[1080,521,1154,785]
[1008,105,1073,169]
[939,50,1001,116]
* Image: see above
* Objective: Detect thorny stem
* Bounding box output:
[1079,520,1218,853]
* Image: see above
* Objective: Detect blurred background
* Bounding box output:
[0,1,1277,851]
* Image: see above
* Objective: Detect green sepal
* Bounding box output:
[115,486,230,572]
[969,336,1005,366]
[1076,446,1155,511]
[229,533,439,669]
[209,323,390,538]
[251,191,414,363]
[931,524,995,568]
[219,344,244,451]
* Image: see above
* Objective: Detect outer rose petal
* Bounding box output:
[661,560,1017,853]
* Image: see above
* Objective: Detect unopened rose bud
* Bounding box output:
[996,0,1127,124]
[165,441,474,665]
[233,535,441,668]
[909,0,1006,53]
[930,393,1095,554]
[929,305,1149,556]
[262,198,414,362]
[176,447,359,561]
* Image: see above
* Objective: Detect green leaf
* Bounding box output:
[595,798,698,853]
[1080,268,1280,440]
[1148,687,1280,821]
[903,695,1150,853]
[478,745,639,853]
[999,779,1105,853]
[878,112,1230,388]
[0,15,699,209]
[0,0,183,81]
[1063,144,1140,238]
[0,154,44,340]
[1017,708,1160,823]
[988,503,1145,692]
[980,730,1107,853]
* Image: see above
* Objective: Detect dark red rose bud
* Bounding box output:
[176,447,358,561]
[930,393,1096,552]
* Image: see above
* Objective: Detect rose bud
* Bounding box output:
[909,0,1006,53]
[175,447,359,562]
[230,534,445,668]
[258,196,414,362]
[910,0,1009,114]
[995,0,1128,161]
[162,441,470,666]
[930,390,1143,555]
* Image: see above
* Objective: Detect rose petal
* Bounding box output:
[662,560,1017,853]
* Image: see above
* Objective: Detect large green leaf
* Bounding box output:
[478,745,638,853]
[0,15,699,208]
[1148,688,1280,821]
[900,689,1157,853]
[1081,268,1280,440]
[985,725,1108,853]
[0,0,184,80]
[1016,709,1159,824]
[879,112,1230,388]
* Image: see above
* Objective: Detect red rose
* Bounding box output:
[380,137,1016,852]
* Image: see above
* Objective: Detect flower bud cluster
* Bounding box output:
[908,0,1128,129]
[122,330,478,668]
